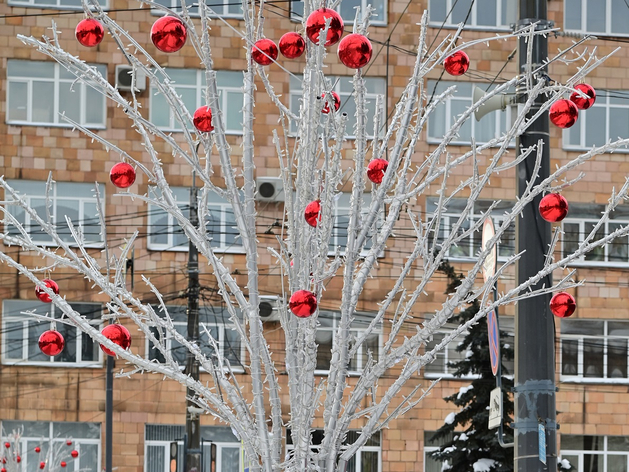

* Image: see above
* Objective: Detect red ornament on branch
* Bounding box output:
[304,200,322,227]
[110,162,136,189]
[289,290,317,318]
[1,467,6,472]
[100,324,132,356]
[443,51,470,76]
[338,33,372,69]
[279,32,306,59]
[321,91,340,114]
[35,279,59,303]
[39,462,45,470]
[367,159,388,184]
[70,451,79,459]
[193,107,214,133]
[66,440,72,446]
[35,447,41,453]
[39,330,65,357]
[570,83,596,110]
[550,292,576,318]
[16,457,20,464]
[549,99,578,128]
[75,19,104,47]
[305,8,344,47]
[539,193,569,223]
[151,16,187,53]
[60,462,67,468]
[251,39,278,66]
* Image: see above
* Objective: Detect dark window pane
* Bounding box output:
[316,329,334,370]
[562,339,578,375]
[563,222,580,257]
[583,339,604,377]
[607,339,627,378]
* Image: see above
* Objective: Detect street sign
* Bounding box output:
[539,423,547,465]
[487,309,500,376]
[488,387,502,430]
[481,217,496,284]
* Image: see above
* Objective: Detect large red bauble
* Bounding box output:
[100,324,132,356]
[1,467,6,472]
[279,32,306,59]
[193,106,214,133]
[35,279,59,303]
[305,8,344,47]
[251,38,278,66]
[304,200,322,227]
[338,33,372,69]
[550,292,576,318]
[367,159,389,184]
[39,462,45,470]
[539,193,569,223]
[443,51,470,76]
[570,83,596,110]
[70,451,79,459]
[549,99,578,128]
[289,290,317,318]
[110,162,136,189]
[151,16,187,53]
[60,462,66,468]
[39,330,65,357]
[75,18,104,47]
[321,91,341,114]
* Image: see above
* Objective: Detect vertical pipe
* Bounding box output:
[105,355,114,472]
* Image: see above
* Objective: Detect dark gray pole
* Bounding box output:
[515,1,556,471]
[105,355,114,472]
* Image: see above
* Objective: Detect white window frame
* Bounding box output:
[7,0,107,9]
[151,0,243,19]
[563,0,629,37]
[428,0,516,30]
[289,0,387,26]
[6,60,106,128]
[329,193,384,257]
[561,435,629,472]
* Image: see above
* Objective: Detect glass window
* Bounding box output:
[152,0,243,18]
[428,0,516,29]
[561,435,629,471]
[564,0,629,35]
[424,431,454,472]
[290,0,387,26]
[330,193,383,255]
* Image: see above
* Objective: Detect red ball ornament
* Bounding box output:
[367,159,389,184]
[66,440,72,446]
[193,106,214,133]
[100,324,132,356]
[16,457,21,464]
[549,99,578,128]
[289,290,317,318]
[570,83,596,110]
[251,38,278,66]
[39,462,45,470]
[305,8,344,47]
[1,467,6,472]
[70,451,79,459]
[550,292,576,318]
[35,279,59,303]
[110,162,136,189]
[279,32,306,59]
[35,447,41,453]
[75,18,104,47]
[60,462,66,468]
[151,16,187,53]
[338,33,373,69]
[304,200,322,227]
[321,91,340,114]
[443,51,470,76]
[1,457,5,463]
[539,193,569,223]
[39,330,65,357]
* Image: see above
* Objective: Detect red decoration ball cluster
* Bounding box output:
[549,83,596,129]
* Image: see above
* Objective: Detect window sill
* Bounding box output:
[6,121,106,130]
[4,237,106,250]
[156,127,244,136]
[1,359,103,368]
[563,260,629,269]
[147,244,245,254]
[314,369,365,377]
[560,376,629,384]
[427,138,516,148]
[563,29,629,39]
[150,8,244,19]
[563,144,629,154]
[7,2,107,9]
[428,23,512,33]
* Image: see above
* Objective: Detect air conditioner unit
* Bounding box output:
[259,296,281,322]
[115,65,147,92]
[256,177,285,202]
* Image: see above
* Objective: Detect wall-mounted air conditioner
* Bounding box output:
[259,296,281,322]
[256,177,284,202]
[115,65,147,92]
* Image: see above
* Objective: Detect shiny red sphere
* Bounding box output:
[35,279,59,303]
[35,447,41,454]
[66,440,72,446]
[289,290,317,318]
[304,200,321,227]
[570,83,596,110]
[193,106,214,133]
[39,462,45,470]
[60,462,66,468]
[1,467,6,472]
[151,16,187,53]
[539,193,569,223]
[16,457,21,464]
[70,451,79,459]
[443,51,470,76]
[550,292,576,318]
[549,99,578,128]
[100,324,132,356]
[39,330,65,356]
[75,18,104,47]
[338,33,373,69]
[321,91,341,114]
[279,32,306,59]
[251,38,278,66]
[367,159,389,184]
[110,162,136,189]
[305,8,344,47]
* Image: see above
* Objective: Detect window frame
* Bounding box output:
[561,435,629,472]
[427,0,516,31]
[328,193,384,257]
[151,0,243,19]
[289,0,387,26]
[563,0,629,37]
[7,0,107,9]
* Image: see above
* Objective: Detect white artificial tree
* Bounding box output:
[2,1,628,471]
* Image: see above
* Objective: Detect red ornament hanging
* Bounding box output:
[60,462,66,468]
[321,91,341,114]
[151,16,187,53]
[549,99,578,128]
[35,279,59,303]
[539,193,569,223]
[304,200,322,227]
[1,467,6,472]
[193,106,214,133]
[35,447,41,453]
[16,457,20,464]
[39,330,65,357]
[251,38,278,66]
[75,18,104,48]
[443,51,470,76]
[305,8,344,47]
[289,290,317,318]
[70,451,79,459]
[66,440,72,446]
[279,32,306,59]
[110,162,136,189]
[550,292,576,318]
[39,462,45,470]
[338,33,373,69]
[367,159,389,184]
[100,324,132,356]
[570,83,596,110]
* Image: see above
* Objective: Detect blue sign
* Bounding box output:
[539,423,547,465]
[487,309,500,376]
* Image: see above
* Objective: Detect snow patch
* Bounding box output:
[472,459,496,472]
[457,385,473,400]
[559,458,571,470]
[458,432,468,441]
[444,412,456,424]
[504,343,510,349]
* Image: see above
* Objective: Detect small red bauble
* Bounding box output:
[338,33,373,69]
[367,159,389,184]
[570,83,596,110]
[321,91,341,114]
[151,16,187,53]
[549,99,578,128]
[75,18,104,47]
[279,32,306,59]
[35,447,41,453]
[443,51,470,76]
[16,457,20,464]
[60,462,66,468]
[550,292,576,318]
[71,451,79,459]
[110,162,136,189]
[193,106,214,133]
[1,467,6,472]
[39,330,65,357]
[539,193,569,223]
[305,8,344,47]
[289,290,317,318]
[100,324,132,356]
[35,279,59,303]
[304,200,322,227]
[39,462,45,470]
[66,440,72,446]
[251,38,278,66]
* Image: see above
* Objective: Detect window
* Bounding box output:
[424,431,453,472]
[288,75,386,139]
[152,0,243,18]
[329,193,383,255]
[1,300,102,367]
[147,186,242,252]
[4,180,105,247]
[8,0,107,8]
[149,69,243,133]
[145,425,240,472]
[7,60,106,128]
[1,421,100,472]
[428,0,516,29]
[561,435,629,471]
[564,0,629,36]
[560,319,629,381]
[290,0,387,26]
